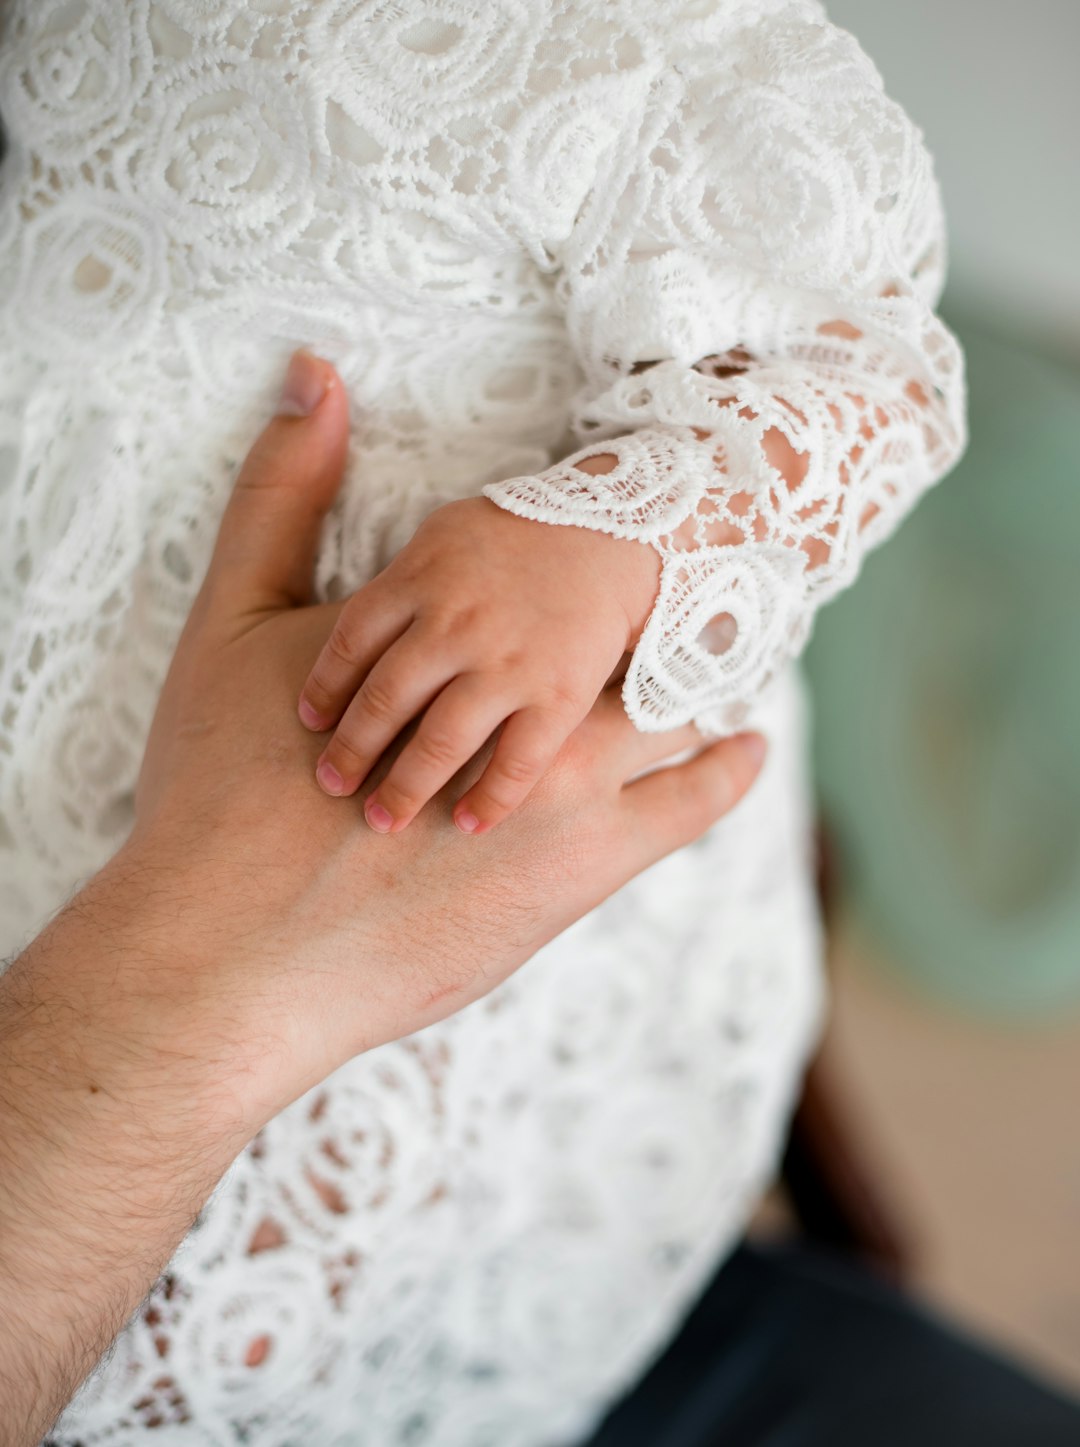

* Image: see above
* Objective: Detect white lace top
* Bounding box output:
[0,2,964,1443]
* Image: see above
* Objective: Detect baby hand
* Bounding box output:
[297,494,660,834]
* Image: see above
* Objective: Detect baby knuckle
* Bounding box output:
[325,619,359,668]
[469,779,512,815]
[496,751,541,787]
[538,680,585,717]
[358,677,401,723]
[326,732,365,774]
[415,727,461,768]
[303,673,334,712]
[379,776,420,812]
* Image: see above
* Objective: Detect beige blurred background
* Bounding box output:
[786,0,1080,1395]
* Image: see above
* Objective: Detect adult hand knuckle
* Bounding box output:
[696,773,734,831]
[452,602,484,634]
[493,645,527,673]
[667,769,703,821]
[414,605,455,643]
[552,730,589,782]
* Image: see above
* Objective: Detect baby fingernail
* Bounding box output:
[456,810,480,834]
[298,697,326,730]
[365,799,394,833]
[316,760,345,795]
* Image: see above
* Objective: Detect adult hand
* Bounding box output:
[128,348,768,1138]
[0,351,765,1447]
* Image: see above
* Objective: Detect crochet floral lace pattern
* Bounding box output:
[484,13,965,732]
[0,3,957,1444]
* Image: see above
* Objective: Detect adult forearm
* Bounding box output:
[0,851,256,1447]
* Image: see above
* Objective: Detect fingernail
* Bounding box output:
[365,799,394,833]
[456,810,480,834]
[316,760,345,795]
[738,733,768,769]
[277,349,329,417]
[298,697,326,730]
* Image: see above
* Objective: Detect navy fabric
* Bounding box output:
[582,1241,1080,1446]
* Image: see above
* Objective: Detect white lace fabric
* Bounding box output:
[482,12,966,732]
[0,3,960,1444]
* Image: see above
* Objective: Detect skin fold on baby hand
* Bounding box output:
[297,482,661,835]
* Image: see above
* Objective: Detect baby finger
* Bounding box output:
[454,703,576,834]
[298,589,411,731]
[364,675,512,832]
[315,634,453,797]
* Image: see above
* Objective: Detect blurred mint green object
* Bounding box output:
[805,313,1080,1017]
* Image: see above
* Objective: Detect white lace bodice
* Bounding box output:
[0,3,961,1444]
[481,9,966,732]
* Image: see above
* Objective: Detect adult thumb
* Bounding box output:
[199,350,350,621]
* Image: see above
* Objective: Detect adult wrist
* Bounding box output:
[1,843,271,1165]
[0,846,278,1445]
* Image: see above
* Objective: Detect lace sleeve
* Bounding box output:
[483,3,967,734]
